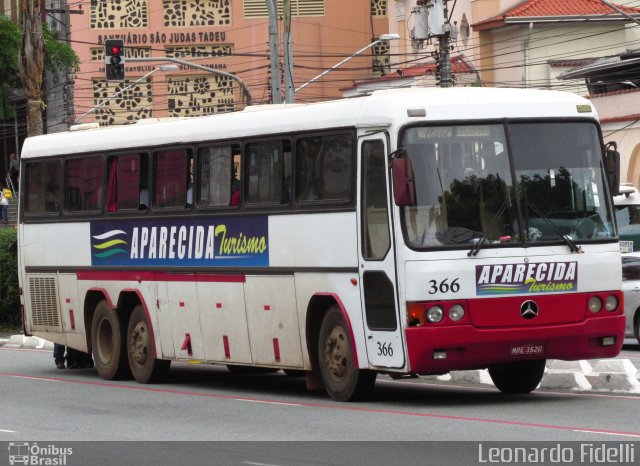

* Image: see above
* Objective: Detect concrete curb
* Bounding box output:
[0,335,53,350]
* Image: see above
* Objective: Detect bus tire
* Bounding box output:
[127,305,170,383]
[91,300,131,380]
[318,306,376,401]
[488,359,546,394]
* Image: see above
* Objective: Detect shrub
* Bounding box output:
[0,227,19,325]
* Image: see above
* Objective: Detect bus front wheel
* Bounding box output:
[318,306,376,401]
[488,359,546,394]
[127,305,170,383]
[91,300,131,380]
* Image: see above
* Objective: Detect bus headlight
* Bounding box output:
[426,306,444,323]
[448,304,465,321]
[605,295,618,312]
[588,296,602,313]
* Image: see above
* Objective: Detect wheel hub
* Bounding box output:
[324,326,348,381]
[129,321,148,366]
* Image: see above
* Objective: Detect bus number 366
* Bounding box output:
[428,278,460,294]
[377,342,393,357]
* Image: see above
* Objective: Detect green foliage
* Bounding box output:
[0,16,79,118]
[0,228,19,326]
[0,16,20,119]
[43,23,80,85]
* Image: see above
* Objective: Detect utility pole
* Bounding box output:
[411,0,457,88]
[283,0,294,103]
[437,0,453,87]
[266,0,282,104]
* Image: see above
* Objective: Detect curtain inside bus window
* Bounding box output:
[26,161,61,213]
[198,145,232,207]
[116,154,142,210]
[296,133,353,203]
[247,141,283,204]
[106,159,117,212]
[65,158,104,211]
[154,149,188,208]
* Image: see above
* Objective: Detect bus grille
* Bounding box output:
[28,276,61,329]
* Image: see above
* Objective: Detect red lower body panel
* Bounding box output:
[405,315,625,374]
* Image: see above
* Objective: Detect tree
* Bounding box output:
[0,6,79,135]
[0,16,20,120]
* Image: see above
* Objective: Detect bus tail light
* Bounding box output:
[604,294,618,312]
[588,296,602,313]
[407,301,469,327]
[587,292,622,315]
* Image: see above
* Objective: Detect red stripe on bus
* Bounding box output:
[69,310,75,330]
[223,336,230,359]
[273,338,281,362]
[77,271,245,283]
[181,333,192,356]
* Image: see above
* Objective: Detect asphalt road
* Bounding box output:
[0,344,639,465]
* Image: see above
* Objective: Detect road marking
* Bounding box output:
[573,429,640,438]
[242,462,282,466]
[0,429,16,433]
[235,399,300,407]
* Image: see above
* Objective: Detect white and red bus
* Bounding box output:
[17,87,624,401]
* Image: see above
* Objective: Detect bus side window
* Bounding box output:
[246,140,290,205]
[25,161,61,214]
[296,133,353,204]
[198,145,237,207]
[106,153,147,211]
[154,149,190,208]
[65,157,104,212]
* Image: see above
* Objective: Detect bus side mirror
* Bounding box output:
[392,157,416,206]
[604,142,620,196]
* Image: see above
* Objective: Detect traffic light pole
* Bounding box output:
[128,57,254,106]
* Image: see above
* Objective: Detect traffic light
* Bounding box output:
[105,39,125,81]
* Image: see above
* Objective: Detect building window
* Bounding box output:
[243,0,324,18]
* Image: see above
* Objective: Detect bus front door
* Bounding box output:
[358,135,405,369]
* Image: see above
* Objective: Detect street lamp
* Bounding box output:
[75,64,180,123]
[295,33,400,93]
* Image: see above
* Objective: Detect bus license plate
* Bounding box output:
[510,343,545,356]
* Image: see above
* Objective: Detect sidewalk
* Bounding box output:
[1,334,639,393]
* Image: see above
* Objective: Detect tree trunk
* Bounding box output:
[18,0,45,137]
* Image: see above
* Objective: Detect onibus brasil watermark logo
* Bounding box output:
[8,442,72,465]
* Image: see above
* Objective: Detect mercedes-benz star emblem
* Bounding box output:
[520,300,539,319]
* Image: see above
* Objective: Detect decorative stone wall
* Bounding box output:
[90,0,149,29]
[163,0,231,27]
[92,78,153,126]
[167,75,236,117]
[371,0,387,16]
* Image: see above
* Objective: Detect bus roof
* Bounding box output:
[21,87,597,158]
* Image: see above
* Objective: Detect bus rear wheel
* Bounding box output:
[91,300,131,380]
[488,359,546,394]
[318,306,376,401]
[127,305,170,383]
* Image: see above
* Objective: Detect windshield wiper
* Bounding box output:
[527,203,583,253]
[468,201,508,257]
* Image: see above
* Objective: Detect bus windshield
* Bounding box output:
[400,121,615,249]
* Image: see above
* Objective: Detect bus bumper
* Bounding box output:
[405,315,626,374]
